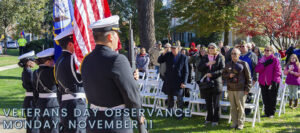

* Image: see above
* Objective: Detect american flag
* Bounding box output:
[73,0,121,71]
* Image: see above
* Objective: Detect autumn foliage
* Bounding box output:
[236,0,299,50]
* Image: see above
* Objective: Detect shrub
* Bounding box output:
[25,39,54,53]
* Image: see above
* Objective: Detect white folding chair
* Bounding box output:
[155,82,195,110]
[278,83,287,116]
[187,85,206,116]
[137,72,146,92]
[148,69,158,74]
[223,83,261,127]
[140,73,161,108]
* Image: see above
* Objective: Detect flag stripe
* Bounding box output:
[81,0,96,51]
[89,0,101,20]
[73,20,89,55]
[75,0,93,52]
[96,0,104,19]
[73,0,113,71]
[102,0,111,18]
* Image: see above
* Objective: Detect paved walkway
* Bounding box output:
[0,64,18,72]
[0,116,25,133]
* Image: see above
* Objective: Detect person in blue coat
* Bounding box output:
[157,42,189,119]
[286,43,300,65]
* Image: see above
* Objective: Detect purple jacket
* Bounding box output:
[284,62,300,85]
[255,55,281,86]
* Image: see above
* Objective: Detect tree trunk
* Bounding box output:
[224,28,229,46]
[3,29,7,54]
[136,0,156,51]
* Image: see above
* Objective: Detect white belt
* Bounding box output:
[39,93,57,98]
[90,104,125,111]
[62,93,86,101]
[25,92,33,97]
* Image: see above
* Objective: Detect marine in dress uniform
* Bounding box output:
[32,48,60,133]
[81,15,145,133]
[54,27,87,133]
[18,51,39,133]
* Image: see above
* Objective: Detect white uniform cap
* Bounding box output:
[36,48,55,58]
[54,27,73,41]
[18,50,35,60]
[89,15,120,32]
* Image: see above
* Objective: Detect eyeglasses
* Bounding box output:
[208,47,215,49]
[240,45,246,48]
[264,49,271,52]
[231,53,238,55]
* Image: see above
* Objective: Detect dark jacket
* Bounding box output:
[81,45,141,109]
[22,67,35,108]
[32,66,60,108]
[286,46,300,65]
[54,51,86,107]
[136,53,150,72]
[223,60,252,92]
[198,54,225,93]
[158,52,189,96]
[54,51,85,95]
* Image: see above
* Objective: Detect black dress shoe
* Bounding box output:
[261,115,269,117]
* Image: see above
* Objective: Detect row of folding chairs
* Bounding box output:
[137,69,289,128]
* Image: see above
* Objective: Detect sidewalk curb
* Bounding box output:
[0,64,18,72]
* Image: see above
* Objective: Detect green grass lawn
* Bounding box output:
[0,67,299,132]
[0,49,19,67]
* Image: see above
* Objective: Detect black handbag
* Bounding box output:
[198,75,215,90]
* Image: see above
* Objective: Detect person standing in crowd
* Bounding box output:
[181,48,191,100]
[18,35,27,55]
[224,46,230,54]
[239,41,258,115]
[176,40,182,51]
[18,51,38,133]
[149,41,164,73]
[218,41,226,56]
[253,47,263,60]
[136,47,150,75]
[81,16,146,133]
[198,43,225,126]
[225,44,240,64]
[159,43,171,81]
[286,43,300,65]
[195,46,207,82]
[195,46,207,110]
[223,48,252,130]
[54,28,87,133]
[33,48,60,133]
[181,48,188,55]
[250,42,256,52]
[255,45,281,118]
[158,42,189,120]
[188,42,198,82]
[284,54,299,109]
[189,42,198,56]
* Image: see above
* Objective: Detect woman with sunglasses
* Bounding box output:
[255,45,282,118]
[198,43,225,126]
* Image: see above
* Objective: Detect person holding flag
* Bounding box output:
[81,15,146,133]
[54,27,87,133]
